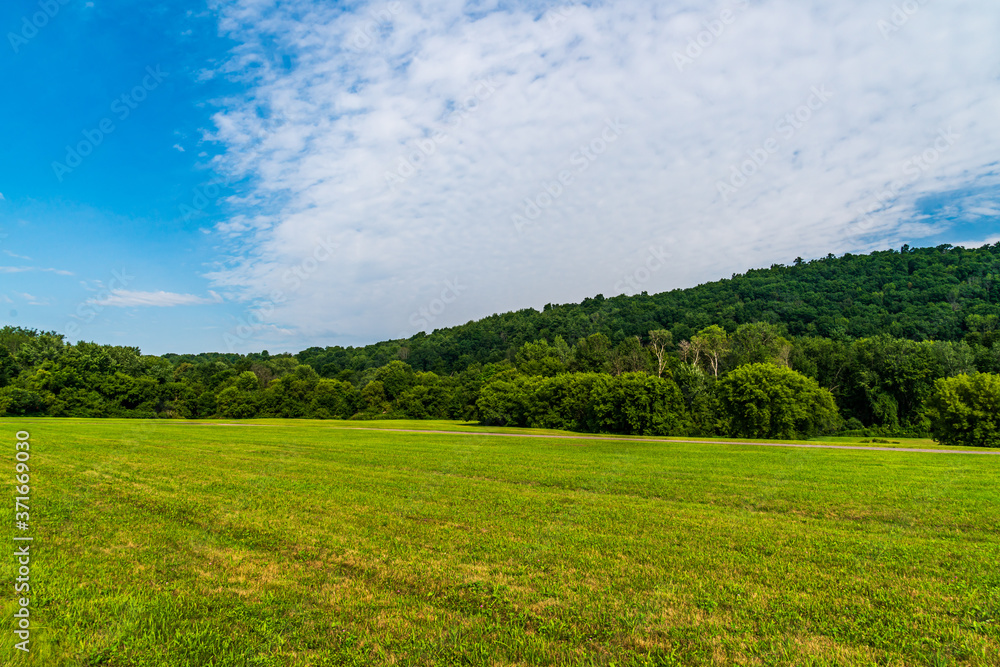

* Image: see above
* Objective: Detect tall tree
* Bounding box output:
[648,329,673,378]
[729,322,790,369]
[691,325,730,377]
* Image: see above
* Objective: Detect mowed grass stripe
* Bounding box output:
[99,416,1000,453]
[2,419,998,666]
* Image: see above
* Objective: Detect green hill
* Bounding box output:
[3,243,999,439]
[295,243,1000,375]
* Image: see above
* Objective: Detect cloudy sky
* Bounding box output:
[2,0,998,354]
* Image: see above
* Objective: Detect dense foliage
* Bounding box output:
[716,364,839,440]
[2,243,999,443]
[924,373,1000,448]
[296,243,1000,375]
[477,371,692,436]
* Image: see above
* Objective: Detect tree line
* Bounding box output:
[1,243,999,445]
[1,320,998,445]
[295,243,1000,376]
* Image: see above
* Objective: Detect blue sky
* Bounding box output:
[2,0,999,355]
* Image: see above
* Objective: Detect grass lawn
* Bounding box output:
[2,418,998,665]
[155,417,1000,452]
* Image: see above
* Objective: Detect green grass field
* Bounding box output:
[2,419,998,666]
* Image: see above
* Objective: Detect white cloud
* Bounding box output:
[16,292,50,306]
[0,265,73,276]
[953,236,1000,249]
[203,0,1000,348]
[88,290,224,307]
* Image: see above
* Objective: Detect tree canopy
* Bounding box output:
[2,243,999,445]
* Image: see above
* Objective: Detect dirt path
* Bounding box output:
[159,421,999,455]
[344,427,1000,456]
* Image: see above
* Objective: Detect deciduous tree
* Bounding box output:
[924,373,1000,447]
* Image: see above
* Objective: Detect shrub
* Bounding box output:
[717,363,840,440]
[0,387,47,416]
[477,372,691,436]
[924,373,1000,447]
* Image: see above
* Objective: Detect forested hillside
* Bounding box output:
[1,243,999,441]
[294,243,1000,375]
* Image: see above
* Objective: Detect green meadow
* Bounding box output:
[2,419,999,666]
